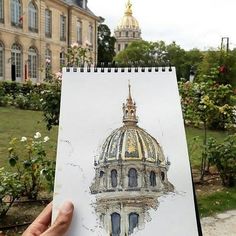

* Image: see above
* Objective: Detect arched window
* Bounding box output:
[0,42,4,80]
[0,0,4,22]
[111,212,121,236]
[11,0,22,27]
[150,171,156,187]
[28,2,38,32]
[129,213,139,234]
[161,171,165,181]
[11,43,22,81]
[28,47,38,80]
[111,169,117,188]
[128,168,138,187]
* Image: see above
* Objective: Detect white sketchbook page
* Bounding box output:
[52,68,199,236]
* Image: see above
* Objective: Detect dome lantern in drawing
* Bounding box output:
[90,84,174,236]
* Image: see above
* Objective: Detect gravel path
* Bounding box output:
[201,210,236,236]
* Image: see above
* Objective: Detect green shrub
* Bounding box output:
[8,132,55,200]
[206,134,236,187]
[0,168,23,218]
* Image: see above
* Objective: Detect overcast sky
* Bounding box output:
[88,0,236,50]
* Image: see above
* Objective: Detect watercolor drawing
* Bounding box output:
[90,84,174,235]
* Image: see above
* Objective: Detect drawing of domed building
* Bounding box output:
[90,84,174,236]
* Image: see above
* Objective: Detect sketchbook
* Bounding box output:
[52,67,201,236]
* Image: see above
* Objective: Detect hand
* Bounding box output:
[23,201,74,236]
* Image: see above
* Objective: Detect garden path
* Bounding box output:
[201,210,236,236]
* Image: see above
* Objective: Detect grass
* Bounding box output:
[0,107,58,169]
[185,126,229,168]
[197,187,236,217]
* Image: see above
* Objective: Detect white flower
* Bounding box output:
[71,42,79,48]
[34,132,41,139]
[21,137,27,142]
[43,136,50,142]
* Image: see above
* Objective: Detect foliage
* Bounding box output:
[0,81,48,110]
[41,80,61,130]
[197,48,236,86]
[8,132,55,200]
[114,40,203,80]
[0,168,23,218]
[66,43,92,67]
[205,135,236,187]
[179,80,235,130]
[97,24,116,66]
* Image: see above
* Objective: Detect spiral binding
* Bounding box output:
[66,62,173,73]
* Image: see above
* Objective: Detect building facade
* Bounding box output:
[114,0,141,54]
[90,85,174,236]
[0,0,100,83]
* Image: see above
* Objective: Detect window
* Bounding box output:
[125,44,128,49]
[119,32,121,37]
[60,51,66,68]
[60,15,66,41]
[161,172,165,181]
[128,168,138,187]
[45,48,52,79]
[111,169,117,188]
[129,213,139,234]
[111,213,121,236]
[77,20,82,44]
[118,44,121,51]
[150,171,156,187]
[11,0,22,27]
[28,2,38,32]
[11,43,22,81]
[0,0,4,23]
[88,24,93,46]
[45,9,52,37]
[126,31,128,37]
[133,32,135,38]
[0,42,4,79]
[28,47,37,79]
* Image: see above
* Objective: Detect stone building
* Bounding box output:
[114,0,142,54]
[0,0,100,83]
[90,84,174,236]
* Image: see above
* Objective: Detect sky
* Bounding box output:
[88,0,236,50]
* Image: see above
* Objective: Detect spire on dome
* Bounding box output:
[123,82,138,125]
[125,0,133,16]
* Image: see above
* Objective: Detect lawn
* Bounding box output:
[0,107,58,169]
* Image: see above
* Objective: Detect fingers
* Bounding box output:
[41,201,74,236]
[22,202,52,236]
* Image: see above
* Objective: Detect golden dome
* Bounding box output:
[117,0,140,30]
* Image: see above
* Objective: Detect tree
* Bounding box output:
[97,24,116,66]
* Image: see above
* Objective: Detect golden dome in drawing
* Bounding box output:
[99,84,165,164]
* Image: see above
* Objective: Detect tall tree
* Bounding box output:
[97,24,116,66]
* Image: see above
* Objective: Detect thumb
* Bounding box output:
[42,201,74,236]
